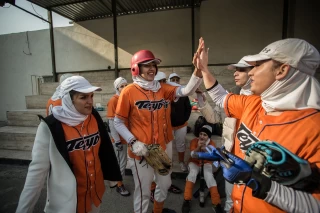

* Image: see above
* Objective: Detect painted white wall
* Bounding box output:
[0,0,320,121]
[0,30,52,121]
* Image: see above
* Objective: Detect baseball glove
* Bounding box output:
[245,141,319,192]
[143,144,172,176]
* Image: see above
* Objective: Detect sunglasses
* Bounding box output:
[235,67,253,72]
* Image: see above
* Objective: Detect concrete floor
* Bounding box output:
[0,163,226,213]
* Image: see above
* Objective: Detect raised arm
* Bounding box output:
[175,68,203,97]
[194,38,228,108]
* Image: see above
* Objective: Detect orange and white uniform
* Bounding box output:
[62,115,105,213]
[116,83,176,159]
[223,94,320,213]
[107,94,126,144]
[183,137,221,205]
[115,83,177,213]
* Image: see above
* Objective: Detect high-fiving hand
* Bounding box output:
[193,37,209,72]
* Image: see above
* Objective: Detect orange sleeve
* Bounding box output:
[190,138,198,152]
[106,95,118,119]
[115,87,131,120]
[224,94,261,120]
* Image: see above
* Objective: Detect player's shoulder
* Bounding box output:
[121,83,138,93]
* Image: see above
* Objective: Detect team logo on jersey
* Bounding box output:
[66,131,100,152]
[236,123,259,151]
[135,99,170,111]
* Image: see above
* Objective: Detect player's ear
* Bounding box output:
[275,64,290,80]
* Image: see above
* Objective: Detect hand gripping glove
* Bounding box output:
[245,141,317,192]
[115,141,123,151]
[130,140,148,156]
[143,144,172,176]
[198,145,271,199]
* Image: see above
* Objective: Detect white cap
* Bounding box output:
[168,73,180,80]
[59,73,73,84]
[114,77,127,90]
[154,71,167,81]
[227,57,253,70]
[243,38,320,76]
[59,76,101,96]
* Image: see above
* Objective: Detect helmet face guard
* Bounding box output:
[131,50,161,76]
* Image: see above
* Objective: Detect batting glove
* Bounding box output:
[245,141,316,193]
[130,140,148,156]
[219,146,271,199]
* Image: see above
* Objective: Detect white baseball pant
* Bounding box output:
[128,142,173,213]
[224,180,234,211]
[187,162,217,188]
[113,143,128,178]
[173,126,187,152]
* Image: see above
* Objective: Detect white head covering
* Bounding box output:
[132,60,161,92]
[154,71,167,81]
[114,77,127,95]
[59,73,74,84]
[168,73,180,81]
[244,38,320,112]
[51,74,74,101]
[52,76,102,126]
[227,57,253,95]
[239,78,252,96]
[227,57,253,70]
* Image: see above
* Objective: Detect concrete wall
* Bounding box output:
[1,0,320,121]
[0,30,52,121]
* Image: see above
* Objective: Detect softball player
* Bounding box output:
[182,125,222,213]
[107,77,130,196]
[17,76,122,213]
[168,73,192,172]
[114,50,203,213]
[194,38,320,213]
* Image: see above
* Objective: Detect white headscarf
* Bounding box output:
[51,74,74,101]
[240,78,253,95]
[261,68,320,112]
[52,76,101,126]
[114,77,127,95]
[132,75,161,92]
[243,38,320,112]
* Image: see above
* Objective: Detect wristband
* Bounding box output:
[129,139,137,146]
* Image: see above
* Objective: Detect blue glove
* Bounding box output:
[219,147,271,199]
[196,145,223,161]
[219,149,252,184]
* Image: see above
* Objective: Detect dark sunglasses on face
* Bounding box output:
[235,67,253,72]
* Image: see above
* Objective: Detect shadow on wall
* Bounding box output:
[78,8,193,67]
[53,26,119,72]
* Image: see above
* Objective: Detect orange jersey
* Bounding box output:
[46,98,62,116]
[115,83,177,159]
[189,138,216,166]
[62,115,105,213]
[224,94,320,213]
[106,94,126,144]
